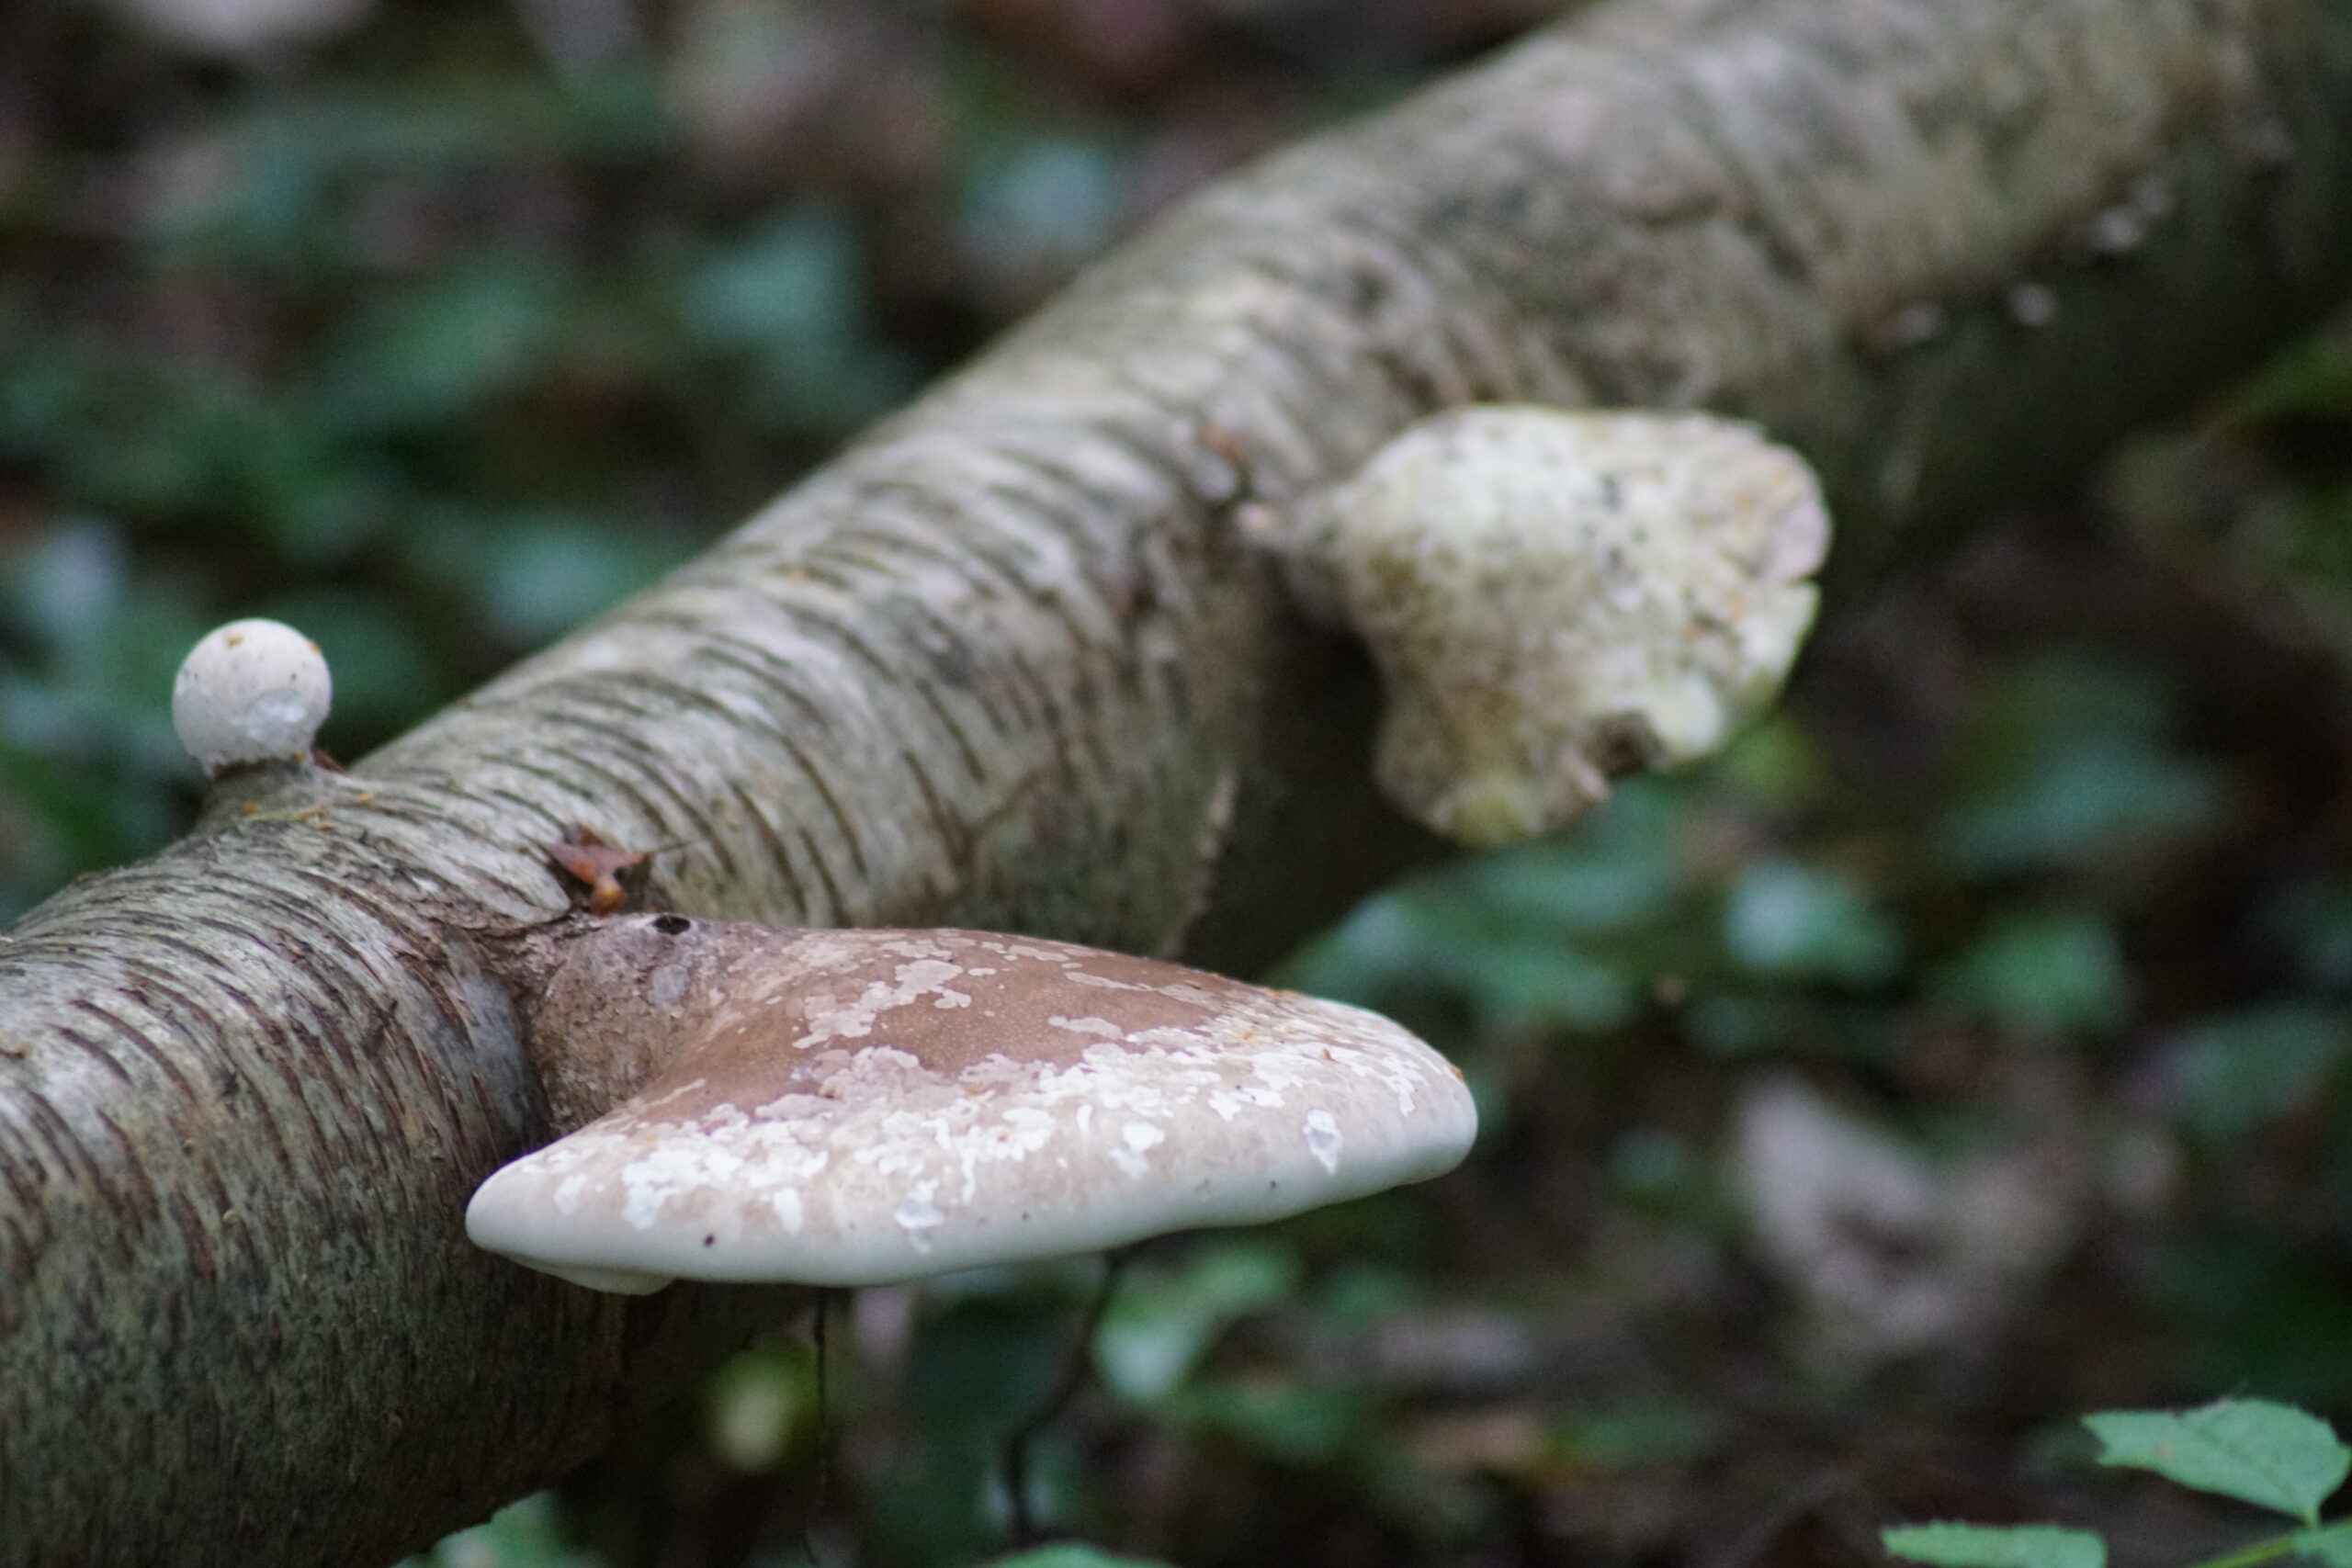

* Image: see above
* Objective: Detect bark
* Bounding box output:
[4,0,2350,1562]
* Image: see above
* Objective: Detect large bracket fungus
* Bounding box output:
[468,916,1478,1294]
[1259,407,1830,847]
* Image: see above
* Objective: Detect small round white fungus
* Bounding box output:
[172,618,333,777]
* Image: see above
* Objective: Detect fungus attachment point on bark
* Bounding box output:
[1267,407,1830,847]
[172,617,334,778]
[469,918,1476,1294]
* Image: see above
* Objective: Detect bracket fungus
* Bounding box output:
[1262,406,1830,848]
[469,915,1476,1294]
[171,617,333,777]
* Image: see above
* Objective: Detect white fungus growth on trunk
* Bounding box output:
[172,618,334,777]
[1268,407,1831,847]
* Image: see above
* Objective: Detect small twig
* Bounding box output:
[1001,1253,1129,1546]
[796,1291,837,1568]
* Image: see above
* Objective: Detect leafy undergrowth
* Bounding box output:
[1889,1398,2352,1567]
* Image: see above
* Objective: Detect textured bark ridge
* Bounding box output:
[4,0,2350,1562]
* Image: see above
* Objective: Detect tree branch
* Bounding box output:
[5,0,2349,1561]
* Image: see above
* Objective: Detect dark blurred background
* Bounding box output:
[6,3,2352,1565]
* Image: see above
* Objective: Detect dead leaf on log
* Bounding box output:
[545,827,650,915]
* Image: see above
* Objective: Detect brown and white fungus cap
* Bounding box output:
[468,919,1476,1294]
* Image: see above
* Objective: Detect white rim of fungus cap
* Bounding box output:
[466,925,1478,1294]
[172,618,333,777]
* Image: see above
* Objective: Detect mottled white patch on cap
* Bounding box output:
[1111,1119,1166,1179]
[792,958,974,1049]
[1305,1109,1342,1173]
[895,1184,946,1249]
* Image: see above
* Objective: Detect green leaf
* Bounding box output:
[254,588,450,747]
[1548,1399,1723,1469]
[1933,908,2130,1038]
[903,1292,1069,1442]
[1881,1522,2104,1568]
[2085,1400,2351,1524]
[961,135,1127,276]
[1453,780,1687,934]
[2280,880,2352,989]
[475,516,692,645]
[2296,1523,2352,1566]
[1280,889,1639,1033]
[679,209,911,430]
[1094,1242,1298,1403]
[984,1547,1177,1568]
[313,257,570,432]
[2223,329,2352,424]
[401,1493,595,1567]
[1941,658,2222,877]
[1720,858,1904,986]
[682,210,861,358]
[2170,1007,2352,1144]
[701,1344,817,1473]
[1175,1376,1365,1465]
[1438,933,1638,1032]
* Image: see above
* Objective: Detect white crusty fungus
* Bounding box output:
[172,618,334,778]
[1270,407,1830,847]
